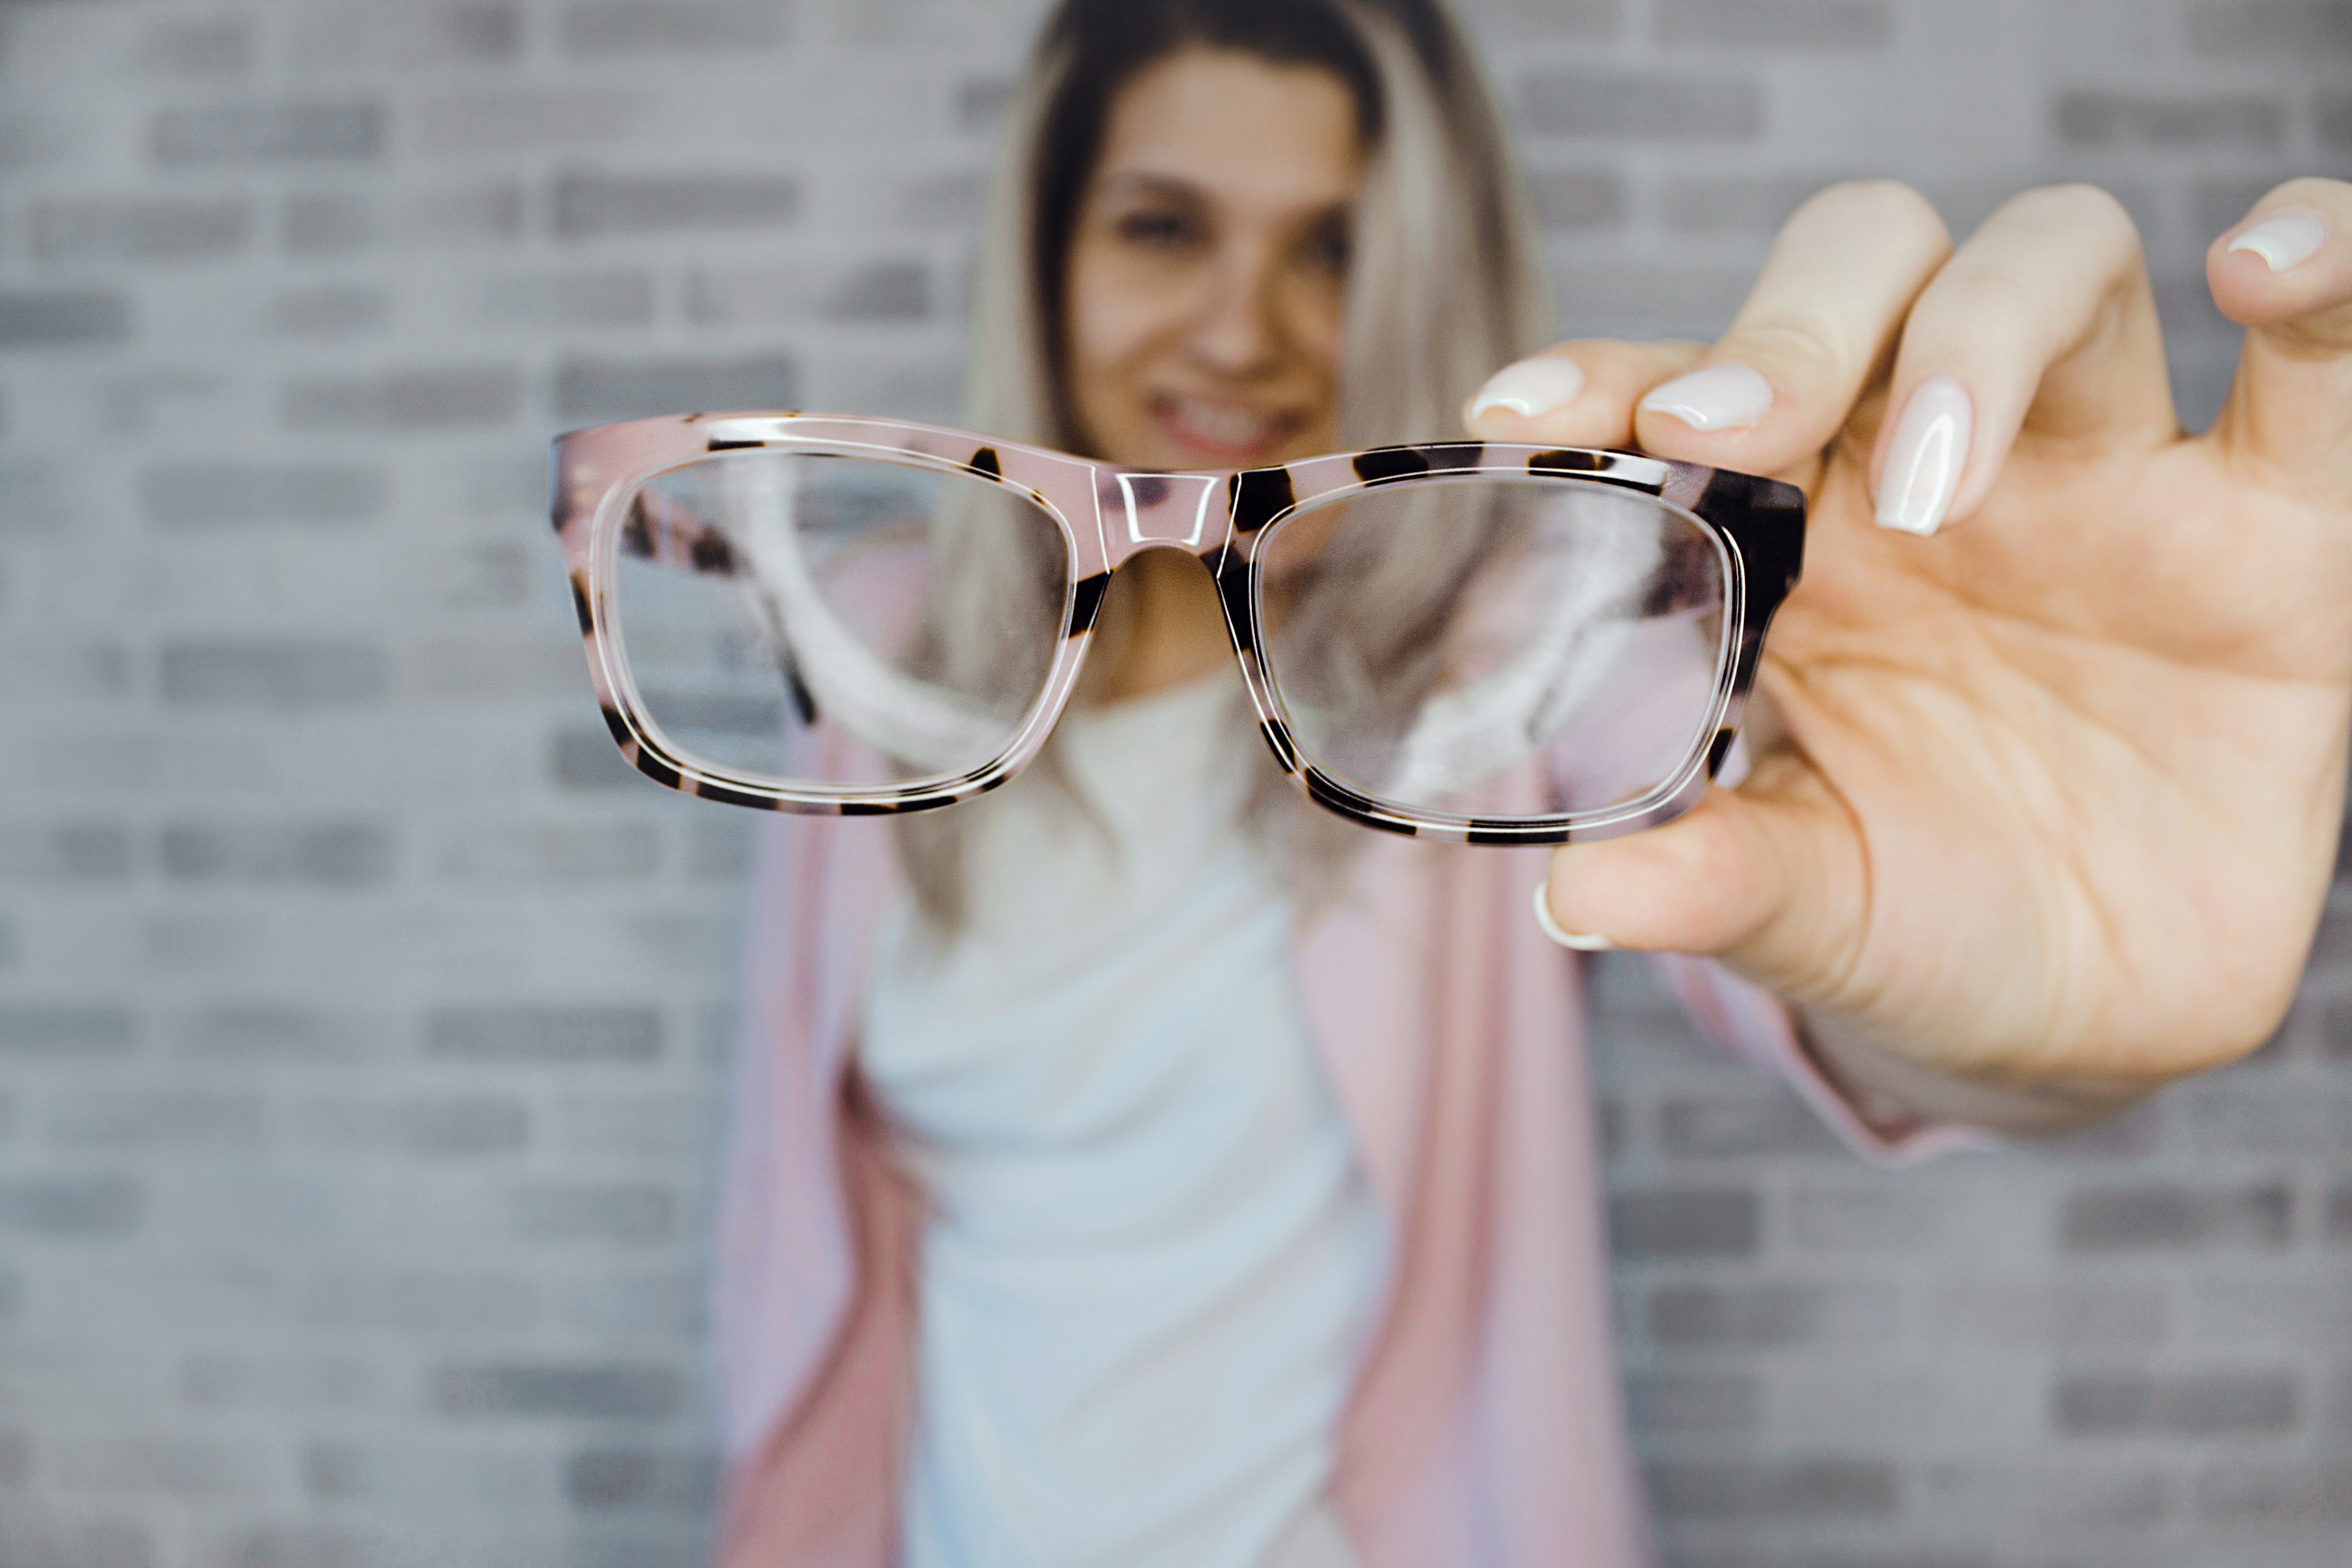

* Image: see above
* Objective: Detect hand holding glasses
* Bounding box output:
[549,412,1804,846]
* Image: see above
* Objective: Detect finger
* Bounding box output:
[1464,339,1705,448]
[1627,181,1951,478]
[1868,183,2173,537]
[1538,756,1863,996]
[2206,177,2352,500]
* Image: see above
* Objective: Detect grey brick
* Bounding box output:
[1661,1093,1844,1157]
[288,6,523,68]
[1654,0,1891,47]
[268,284,392,337]
[1526,167,1626,230]
[140,464,385,528]
[1625,1370,1761,1434]
[687,815,753,878]
[151,102,384,165]
[959,78,1014,131]
[47,1091,267,1151]
[1790,1184,1947,1251]
[31,198,250,265]
[2060,1181,2291,1251]
[208,1526,367,1567]
[1645,1457,1898,1518]
[1522,73,1764,140]
[2188,0,2352,54]
[0,1517,152,1568]
[559,1270,704,1334]
[0,825,133,879]
[300,1096,529,1157]
[0,290,130,348]
[508,1184,676,1243]
[2322,91,2352,150]
[0,1007,136,1058]
[2055,1370,2299,1436]
[281,194,375,255]
[565,1446,719,1509]
[1661,174,1853,235]
[280,366,522,431]
[553,725,640,791]
[437,821,662,882]
[427,1005,661,1063]
[171,1007,381,1065]
[559,2,787,55]
[433,1362,682,1419]
[552,171,801,237]
[302,1270,540,1332]
[1936,1281,2168,1350]
[417,90,639,156]
[2052,90,2285,150]
[554,353,798,422]
[1647,1282,1896,1348]
[0,1176,143,1237]
[2195,1458,2352,1523]
[1608,1188,1760,1257]
[140,17,254,74]
[827,260,929,321]
[480,270,657,328]
[161,822,397,887]
[2185,1084,2352,1153]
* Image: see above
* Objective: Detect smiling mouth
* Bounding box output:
[1150,394,1306,462]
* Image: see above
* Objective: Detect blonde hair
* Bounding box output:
[897,0,1554,927]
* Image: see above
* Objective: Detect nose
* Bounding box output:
[1186,243,1283,375]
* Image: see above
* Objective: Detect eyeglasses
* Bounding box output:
[548,412,1804,846]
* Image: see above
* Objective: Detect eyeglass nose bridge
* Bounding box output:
[1106,471,1226,561]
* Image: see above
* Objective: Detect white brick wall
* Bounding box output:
[0,1,2345,1565]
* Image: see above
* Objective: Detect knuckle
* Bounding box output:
[1798,178,1947,244]
[1734,310,1870,377]
[2006,182,2143,255]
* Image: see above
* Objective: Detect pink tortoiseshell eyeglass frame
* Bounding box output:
[549,412,1806,846]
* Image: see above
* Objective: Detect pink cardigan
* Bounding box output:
[712,795,1974,1567]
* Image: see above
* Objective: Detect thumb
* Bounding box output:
[1539,767,1865,999]
[2206,176,2352,504]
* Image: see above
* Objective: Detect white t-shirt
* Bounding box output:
[861,676,1386,1568]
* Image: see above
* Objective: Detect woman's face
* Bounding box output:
[1062,48,1364,472]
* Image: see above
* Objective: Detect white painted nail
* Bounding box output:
[1638,363,1773,433]
[1532,881,1614,951]
[1469,356,1587,422]
[1875,375,1972,538]
[2227,210,2328,273]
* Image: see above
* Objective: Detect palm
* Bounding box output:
[1748,423,2352,1081]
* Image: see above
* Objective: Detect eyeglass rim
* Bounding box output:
[548,411,1806,845]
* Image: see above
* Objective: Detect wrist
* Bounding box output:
[1791,1006,2155,1137]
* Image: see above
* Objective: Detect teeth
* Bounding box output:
[1170,396,1276,449]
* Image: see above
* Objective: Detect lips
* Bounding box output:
[1148,392,1305,464]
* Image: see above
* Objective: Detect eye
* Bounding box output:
[1299,213,1352,279]
[1115,206,1203,251]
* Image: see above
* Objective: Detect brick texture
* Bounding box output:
[0,1,2338,1565]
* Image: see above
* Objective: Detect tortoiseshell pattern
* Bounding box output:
[549,412,1805,846]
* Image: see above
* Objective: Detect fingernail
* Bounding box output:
[1532,881,1614,951]
[1638,363,1773,433]
[2227,210,2328,273]
[1876,375,1972,538]
[1469,356,1587,423]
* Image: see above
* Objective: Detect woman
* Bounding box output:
[710,0,2352,1562]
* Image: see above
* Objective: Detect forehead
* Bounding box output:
[1093,47,1365,213]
